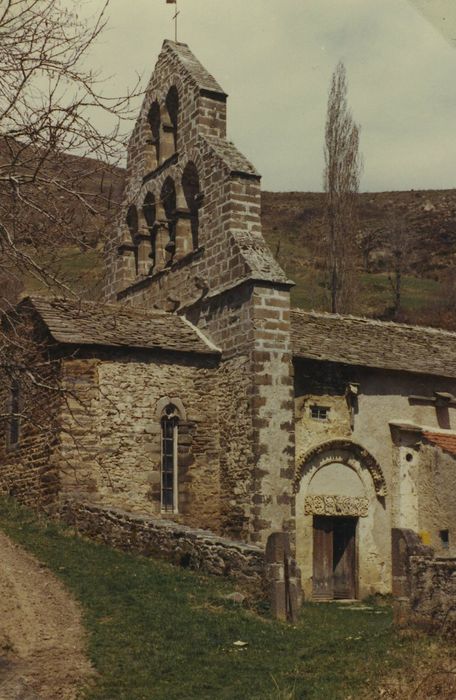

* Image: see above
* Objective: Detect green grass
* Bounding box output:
[18,239,443,324]
[0,497,442,700]
[289,268,441,317]
[23,245,103,298]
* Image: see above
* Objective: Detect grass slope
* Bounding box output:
[0,498,448,700]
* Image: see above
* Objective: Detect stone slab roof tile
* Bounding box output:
[25,297,219,356]
[291,309,456,379]
[164,41,226,95]
[202,134,259,177]
[237,238,293,286]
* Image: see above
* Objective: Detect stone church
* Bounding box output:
[1,41,456,601]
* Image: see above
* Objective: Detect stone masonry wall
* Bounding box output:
[392,528,456,634]
[415,443,456,555]
[57,350,222,533]
[61,499,265,586]
[0,326,61,510]
[408,555,456,633]
[102,41,296,549]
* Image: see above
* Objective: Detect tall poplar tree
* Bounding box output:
[323,62,362,313]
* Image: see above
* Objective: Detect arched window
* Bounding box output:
[126,205,139,275]
[161,404,179,513]
[182,161,202,250]
[165,86,179,152]
[160,177,177,263]
[146,101,160,172]
[142,193,156,270]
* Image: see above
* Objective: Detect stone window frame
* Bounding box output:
[439,529,450,549]
[310,404,330,421]
[156,397,187,515]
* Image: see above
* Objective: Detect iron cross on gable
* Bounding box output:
[167,0,180,43]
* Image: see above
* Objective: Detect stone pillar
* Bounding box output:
[250,286,295,549]
[155,223,170,271]
[117,243,137,286]
[136,212,152,276]
[391,528,433,626]
[265,532,301,622]
[144,140,158,173]
[175,211,193,260]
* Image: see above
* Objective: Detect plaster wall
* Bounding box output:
[415,444,456,556]
[294,359,456,596]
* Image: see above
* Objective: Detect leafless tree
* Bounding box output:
[323,61,362,313]
[0,0,139,309]
[0,0,140,451]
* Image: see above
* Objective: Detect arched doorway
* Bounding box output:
[295,440,387,600]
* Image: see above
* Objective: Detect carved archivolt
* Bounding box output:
[295,439,387,498]
[304,495,369,518]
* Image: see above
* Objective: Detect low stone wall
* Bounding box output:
[409,555,456,634]
[60,500,265,586]
[392,528,456,634]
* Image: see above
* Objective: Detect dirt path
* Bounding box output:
[0,531,93,700]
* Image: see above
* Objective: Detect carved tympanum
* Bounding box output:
[304,495,369,517]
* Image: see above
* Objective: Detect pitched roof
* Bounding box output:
[291,309,456,379]
[23,297,219,356]
[164,41,226,96]
[203,135,259,178]
[423,431,456,456]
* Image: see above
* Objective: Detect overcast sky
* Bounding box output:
[86,0,456,192]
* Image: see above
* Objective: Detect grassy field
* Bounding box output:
[22,244,442,324]
[22,245,104,299]
[0,497,453,700]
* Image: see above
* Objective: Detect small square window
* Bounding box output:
[439,530,449,549]
[310,405,329,421]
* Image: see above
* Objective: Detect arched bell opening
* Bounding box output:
[182,161,202,251]
[125,204,139,276]
[165,86,179,152]
[145,100,160,173]
[143,193,157,272]
[159,91,177,165]
[159,177,177,266]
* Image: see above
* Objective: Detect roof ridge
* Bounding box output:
[291,306,456,339]
[162,40,226,95]
[28,295,170,319]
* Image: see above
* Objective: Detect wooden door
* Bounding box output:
[333,518,357,599]
[312,516,334,599]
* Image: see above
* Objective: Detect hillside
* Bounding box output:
[261,189,456,324]
[262,189,456,277]
[5,143,455,326]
